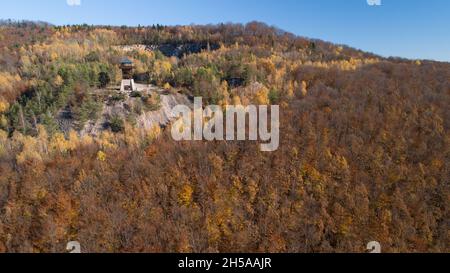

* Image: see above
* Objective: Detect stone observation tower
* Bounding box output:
[120,57,137,92]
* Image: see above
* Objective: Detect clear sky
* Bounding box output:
[1,0,449,62]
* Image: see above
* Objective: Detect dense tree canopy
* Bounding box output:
[0,21,448,253]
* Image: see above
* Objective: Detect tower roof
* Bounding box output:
[120,57,133,65]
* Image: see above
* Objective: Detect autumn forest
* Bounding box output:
[0,20,448,253]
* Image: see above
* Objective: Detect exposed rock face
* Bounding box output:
[136,92,191,129]
[117,42,220,58]
[80,84,192,137]
[56,83,192,137]
[152,42,220,58]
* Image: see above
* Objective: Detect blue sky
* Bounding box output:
[1,0,449,62]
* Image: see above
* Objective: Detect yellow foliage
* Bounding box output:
[231,95,242,106]
[50,133,70,153]
[247,179,259,203]
[179,184,194,206]
[0,99,9,113]
[286,81,295,99]
[218,81,230,107]
[254,86,270,105]
[37,189,48,200]
[19,54,33,73]
[154,60,172,76]
[0,129,7,141]
[138,49,155,60]
[53,75,64,87]
[13,133,43,164]
[430,158,443,170]
[260,58,276,75]
[123,123,140,148]
[50,52,58,61]
[272,65,285,84]
[206,216,221,244]
[110,66,120,84]
[303,58,379,71]
[0,129,8,156]
[67,130,80,151]
[0,115,7,129]
[97,131,118,150]
[80,134,94,146]
[163,82,172,90]
[97,151,107,162]
[146,125,162,142]
[208,153,223,176]
[0,72,21,94]
[133,59,148,74]
[88,28,118,45]
[300,81,308,97]
[209,206,233,238]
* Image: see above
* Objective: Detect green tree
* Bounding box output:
[98,71,111,88]
[109,115,124,133]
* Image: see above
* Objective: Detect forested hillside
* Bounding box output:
[0,21,448,253]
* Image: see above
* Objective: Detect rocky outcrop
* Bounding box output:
[151,42,220,58]
[136,92,191,129]
[80,84,192,137]
[117,42,220,58]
